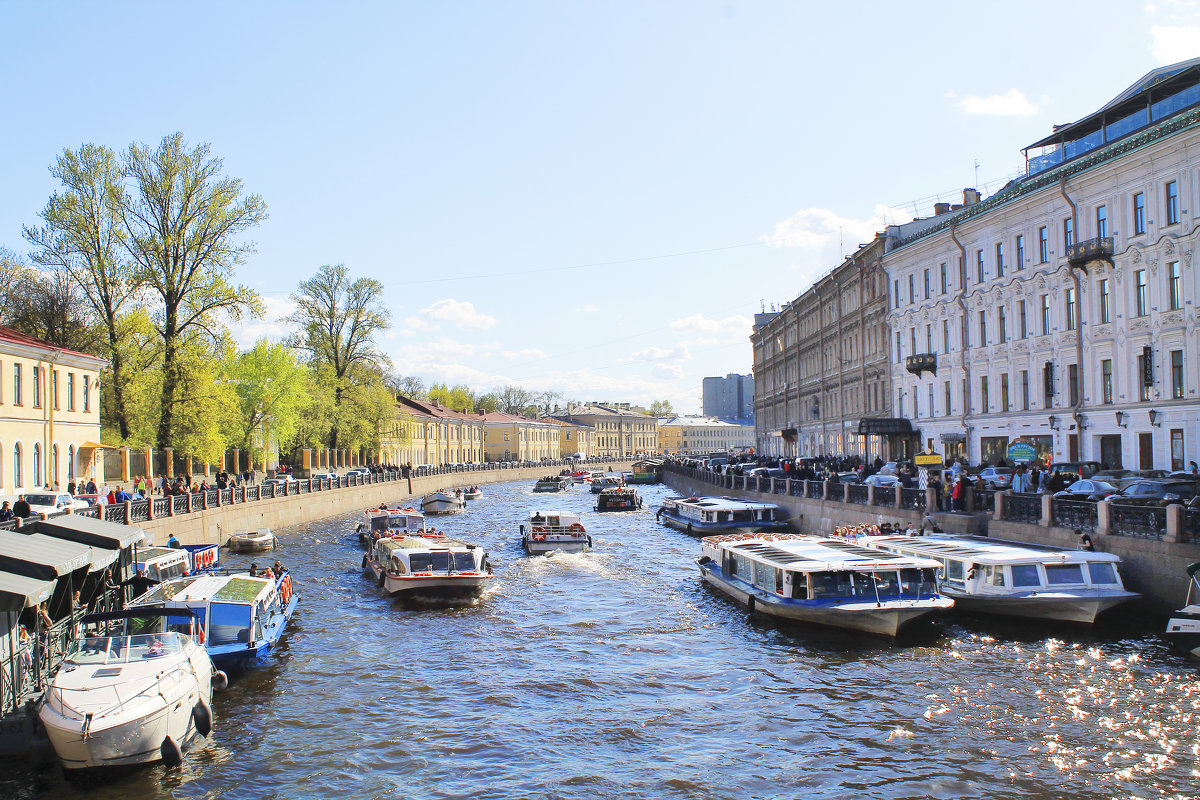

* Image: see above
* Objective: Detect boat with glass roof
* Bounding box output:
[697,533,952,637]
[855,534,1139,624]
[658,496,788,534]
[362,532,492,599]
[357,506,426,543]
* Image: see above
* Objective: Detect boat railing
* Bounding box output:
[44,657,193,721]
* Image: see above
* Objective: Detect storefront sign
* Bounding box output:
[1007,441,1037,463]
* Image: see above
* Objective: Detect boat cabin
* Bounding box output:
[134,546,190,583]
[372,536,483,575]
[130,573,290,653]
[672,497,779,525]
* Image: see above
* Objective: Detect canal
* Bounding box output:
[4,479,1198,799]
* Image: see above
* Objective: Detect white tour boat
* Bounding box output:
[658,496,788,535]
[1165,562,1200,657]
[357,506,426,542]
[39,609,219,771]
[590,475,623,494]
[421,489,466,515]
[697,533,952,637]
[520,510,591,555]
[228,528,275,553]
[856,534,1139,624]
[362,532,492,600]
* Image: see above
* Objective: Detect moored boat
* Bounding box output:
[134,545,190,582]
[856,534,1139,624]
[658,496,788,535]
[128,571,299,669]
[228,528,275,552]
[595,486,642,512]
[422,489,466,515]
[362,532,492,600]
[520,510,590,554]
[696,533,952,637]
[38,609,218,771]
[1165,562,1200,657]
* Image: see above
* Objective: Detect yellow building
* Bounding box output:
[0,326,107,495]
[379,396,485,467]
[544,417,596,457]
[657,416,755,454]
[558,404,658,457]
[481,412,561,462]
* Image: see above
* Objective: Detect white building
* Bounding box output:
[658,416,755,454]
[884,58,1200,470]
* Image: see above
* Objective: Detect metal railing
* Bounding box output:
[1052,498,1098,534]
[900,488,925,511]
[103,504,125,523]
[1109,503,1167,540]
[828,482,847,502]
[1183,508,1200,544]
[1003,493,1042,524]
[806,481,823,499]
[846,483,869,505]
[129,500,150,523]
[152,497,170,517]
[172,495,189,514]
[873,487,896,507]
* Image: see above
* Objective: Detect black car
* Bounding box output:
[1054,479,1120,502]
[1114,479,1200,506]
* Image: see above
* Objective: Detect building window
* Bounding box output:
[1172,349,1185,399]
[898,389,904,418]
[67,373,74,411]
[1069,363,1080,406]
[925,324,932,353]
[1168,261,1181,310]
[1137,351,1151,401]
[893,279,899,309]
[1020,370,1029,410]
[944,380,951,416]
[976,249,985,283]
[1064,217,1074,248]
[32,367,41,408]
[940,262,947,294]
[33,443,41,487]
[1001,373,1010,412]
[958,255,967,288]
[1018,299,1028,338]
[1038,226,1049,262]
[895,331,901,362]
[928,384,935,417]
[998,306,1007,343]
[908,274,914,303]
[980,375,989,412]
[1133,192,1145,235]
[910,328,916,354]
[52,370,58,410]
[1166,180,1179,225]
[1065,287,1077,331]
[13,444,21,489]
[83,375,90,412]
[13,363,20,405]
[52,444,59,485]
[1044,362,1054,408]
[1040,295,1050,335]
[1135,269,1148,316]
[942,319,950,354]
[923,268,930,300]
[995,242,1005,277]
[1099,279,1111,323]
[1101,359,1113,404]
[978,310,987,346]
[1096,205,1107,238]
[1015,234,1025,270]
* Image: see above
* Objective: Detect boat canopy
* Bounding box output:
[30,515,146,550]
[0,570,56,612]
[865,535,1122,566]
[0,531,95,579]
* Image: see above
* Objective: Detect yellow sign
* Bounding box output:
[914,454,944,467]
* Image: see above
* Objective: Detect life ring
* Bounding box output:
[569,523,584,533]
[532,526,546,533]
[532,533,545,541]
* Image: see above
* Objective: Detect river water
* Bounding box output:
[5,479,1199,800]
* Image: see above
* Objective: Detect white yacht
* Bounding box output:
[362,532,492,600]
[658,496,788,535]
[421,489,466,515]
[227,528,275,552]
[697,533,952,637]
[39,609,218,771]
[589,475,623,494]
[1165,562,1200,657]
[857,534,1139,624]
[520,510,590,555]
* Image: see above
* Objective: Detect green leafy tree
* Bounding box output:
[649,400,675,417]
[474,393,499,414]
[428,382,477,413]
[226,340,313,462]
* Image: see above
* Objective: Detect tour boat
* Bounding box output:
[362,532,492,599]
[594,486,643,512]
[520,510,591,555]
[590,475,623,494]
[1165,562,1200,657]
[463,487,482,500]
[856,534,1139,624]
[658,496,788,535]
[357,506,426,542]
[128,571,299,669]
[38,609,218,771]
[626,461,660,485]
[696,533,953,637]
[228,528,275,553]
[533,476,570,493]
[134,545,190,582]
[421,489,466,515]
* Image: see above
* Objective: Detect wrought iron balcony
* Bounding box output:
[905,352,937,377]
[1066,237,1114,269]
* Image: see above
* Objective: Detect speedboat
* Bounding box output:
[357,506,426,542]
[362,532,492,600]
[857,534,1139,624]
[128,571,299,669]
[38,609,219,771]
[590,475,623,494]
[463,487,482,500]
[422,489,465,515]
[228,528,275,552]
[1165,562,1200,657]
[595,486,642,512]
[658,496,788,535]
[533,477,569,493]
[696,534,952,637]
[521,511,590,555]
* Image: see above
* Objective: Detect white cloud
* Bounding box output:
[630,344,692,363]
[231,295,296,349]
[499,348,547,360]
[416,298,497,330]
[425,339,476,360]
[669,313,753,342]
[1150,25,1200,62]
[651,364,684,380]
[760,204,911,250]
[960,88,1038,117]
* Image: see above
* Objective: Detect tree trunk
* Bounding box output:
[106,319,131,441]
[330,382,343,450]
[157,308,179,451]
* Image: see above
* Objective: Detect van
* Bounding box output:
[1051,461,1102,479]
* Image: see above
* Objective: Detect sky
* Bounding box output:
[2,1,1198,414]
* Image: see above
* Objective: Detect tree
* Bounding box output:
[24,143,140,439]
[474,393,499,414]
[428,382,477,413]
[649,400,675,417]
[287,263,390,447]
[387,374,426,400]
[121,133,266,450]
[494,385,535,415]
[534,390,563,416]
[226,340,313,462]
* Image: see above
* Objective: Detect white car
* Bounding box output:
[23,492,90,517]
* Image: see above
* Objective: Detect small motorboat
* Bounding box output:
[422,490,466,515]
[228,528,275,552]
[590,475,623,494]
[1166,561,1200,658]
[362,531,492,600]
[463,487,482,500]
[38,609,220,771]
[595,486,642,512]
[533,476,569,493]
[521,510,590,555]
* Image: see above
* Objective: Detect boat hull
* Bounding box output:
[697,561,949,637]
[421,499,464,515]
[661,511,789,535]
[523,535,590,555]
[1165,607,1200,657]
[383,574,491,598]
[948,590,1137,624]
[229,535,274,552]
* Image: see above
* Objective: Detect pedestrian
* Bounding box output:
[1191,460,1199,475]
[1077,528,1095,552]
[951,475,965,512]
[167,533,181,549]
[12,495,31,519]
[0,501,11,521]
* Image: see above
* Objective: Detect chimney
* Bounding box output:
[933,202,951,215]
[963,188,981,206]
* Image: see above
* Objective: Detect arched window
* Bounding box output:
[68,444,75,481]
[33,443,42,488]
[14,443,23,489]
[53,444,60,486]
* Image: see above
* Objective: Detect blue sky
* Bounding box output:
[2,1,1198,413]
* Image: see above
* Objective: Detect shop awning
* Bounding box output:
[781,428,798,443]
[31,515,145,551]
[0,531,115,580]
[78,441,118,450]
[940,432,967,443]
[0,570,56,613]
[858,418,915,436]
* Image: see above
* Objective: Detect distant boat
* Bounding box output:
[589,475,623,494]
[228,528,275,552]
[533,477,569,493]
[657,496,787,535]
[357,506,426,542]
[595,486,642,512]
[422,490,466,515]
[463,487,482,500]
[521,510,590,555]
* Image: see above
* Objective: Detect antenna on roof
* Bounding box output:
[760,299,765,312]
[974,159,980,187]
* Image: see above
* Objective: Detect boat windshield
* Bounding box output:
[65,632,186,665]
[1087,562,1118,584]
[209,602,252,645]
[370,515,390,532]
[454,552,476,571]
[410,552,451,572]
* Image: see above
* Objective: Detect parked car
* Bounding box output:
[836,472,862,483]
[1049,461,1103,479]
[1115,479,1200,505]
[1096,469,1169,490]
[1054,479,1120,502]
[977,466,1014,490]
[24,492,91,517]
[863,474,899,488]
[878,462,899,476]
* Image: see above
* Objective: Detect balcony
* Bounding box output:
[905,352,937,377]
[1066,237,1114,270]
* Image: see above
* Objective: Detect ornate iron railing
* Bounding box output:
[152,498,171,517]
[873,487,896,507]
[900,488,925,511]
[806,481,823,499]
[1183,508,1200,544]
[219,489,233,504]
[103,504,125,523]
[1003,493,1042,524]
[846,483,869,505]
[1052,499,1097,534]
[173,495,189,514]
[828,482,847,502]
[129,500,150,523]
[1109,503,1166,540]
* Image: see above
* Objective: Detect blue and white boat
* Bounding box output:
[696,533,953,637]
[658,496,788,535]
[128,572,298,669]
[134,545,190,582]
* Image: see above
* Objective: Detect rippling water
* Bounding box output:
[5,479,1199,799]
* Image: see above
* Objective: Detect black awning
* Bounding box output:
[781,428,798,443]
[940,432,967,442]
[858,418,914,436]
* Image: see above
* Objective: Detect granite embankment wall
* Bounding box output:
[140,462,637,548]
[663,466,1200,614]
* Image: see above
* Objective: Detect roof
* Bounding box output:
[0,531,94,580]
[479,411,553,426]
[0,324,107,364]
[396,395,485,422]
[658,416,750,429]
[715,536,943,572]
[866,535,1121,565]
[0,570,56,612]
[30,515,145,551]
